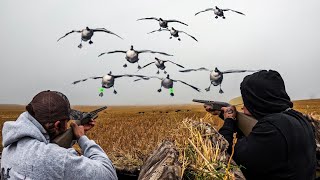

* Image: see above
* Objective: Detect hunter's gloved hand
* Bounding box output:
[204,104,221,115]
[221,106,237,120]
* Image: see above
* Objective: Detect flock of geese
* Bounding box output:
[57,4,256,97]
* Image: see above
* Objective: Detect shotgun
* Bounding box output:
[52,106,108,148]
[192,99,257,136]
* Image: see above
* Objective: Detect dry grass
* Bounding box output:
[0,99,320,172]
[178,119,238,180]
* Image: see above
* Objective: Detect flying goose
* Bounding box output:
[195,6,245,19]
[179,67,257,93]
[148,27,198,42]
[98,45,173,69]
[134,74,200,96]
[137,17,188,30]
[138,57,184,74]
[72,71,145,97]
[57,27,123,48]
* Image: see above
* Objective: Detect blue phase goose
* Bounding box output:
[57,27,123,48]
[137,17,188,30]
[138,57,185,74]
[98,45,173,69]
[71,71,145,97]
[148,27,198,42]
[134,74,200,96]
[179,67,257,93]
[195,6,245,19]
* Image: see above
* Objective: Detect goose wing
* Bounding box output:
[72,76,102,85]
[113,74,149,79]
[164,60,184,68]
[179,67,210,72]
[91,76,104,79]
[178,31,198,42]
[222,70,256,74]
[93,28,123,39]
[174,80,201,92]
[166,19,188,26]
[98,50,127,57]
[134,76,161,82]
[222,9,245,15]
[57,30,81,42]
[138,50,173,56]
[138,62,155,71]
[195,8,215,16]
[147,29,169,34]
[137,17,159,21]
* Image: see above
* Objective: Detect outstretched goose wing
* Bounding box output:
[195,8,214,16]
[98,50,127,57]
[222,70,256,74]
[93,28,123,39]
[137,17,159,21]
[57,30,81,42]
[166,19,188,26]
[222,9,245,15]
[113,74,149,79]
[138,50,173,56]
[179,67,210,72]
[138,62,156,71]
[178,31,198,42]
[164,60,184,68]
[71,76,102,85]
[147,29,169,34]
[134,76,162,82]
[174,80,201,92]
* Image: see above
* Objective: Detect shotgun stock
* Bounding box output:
[192,99,257,136]
[52,106,108,148]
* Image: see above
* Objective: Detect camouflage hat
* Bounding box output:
[26,90,70,123]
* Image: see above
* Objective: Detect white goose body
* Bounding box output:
[214,8,224,16]
[170,29,179,37]
[81,29,94,41]
[155,60,166,70]
[126,50,139,63]
[162,78,174,89]
[210,71,223,86]
[159,19,168,28]
[102,75,115,88]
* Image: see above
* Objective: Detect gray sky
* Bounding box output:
[0,0,319,105]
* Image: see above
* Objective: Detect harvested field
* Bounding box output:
[0,99,320,177]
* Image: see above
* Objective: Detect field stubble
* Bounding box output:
[0,100,319,172]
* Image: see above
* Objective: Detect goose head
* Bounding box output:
[130,45,134,50]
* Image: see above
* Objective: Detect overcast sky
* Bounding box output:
[0,0,319,105]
